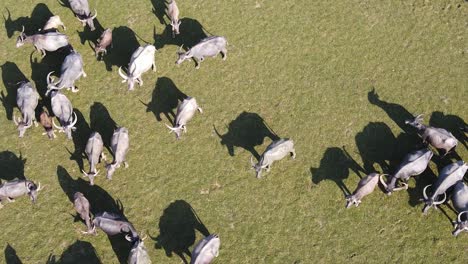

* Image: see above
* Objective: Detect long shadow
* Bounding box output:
[0,151,26,181]
[67,109,91,172]
[56,166,131,262]
[406,166,438,207]
[368,88,416,134]
[154,18,208,50]
[310,147,366,196]
[102,26,139,72]
[214,112,280,160]
[150,0,168,25]
[355,122,398,174]
[77,18,105,47]
[0,62,29,120]
[3,4,54,38]
[143,77,187,124]
[5,243,22,264]
[429,111,467,150]
[46,240,101,264]
[152,200,210,264]
[90,102,117,153]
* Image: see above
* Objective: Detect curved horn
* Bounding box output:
[21,25,25,34]
[458,211,468,223]
[52,118,63,130]
[422,184,431,200]
[46,71,55,86]
[165,123,176,132]
[379,174,388,189]
[13,114,19,125]
[90,9,98,20]
[23,120,33,129]
[178,44,184,52]
[125,234,132,242]
[392,182,408,192]
[69,112,78,127]
[118,67,128,80]
[433,192,446,205]
[82,169,89,177]
[250,156,256,167]
[37,182,41,191]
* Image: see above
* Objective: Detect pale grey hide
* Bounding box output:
[106,127,129,180]
[165,97,202,139]
[166,0,181,37]
[95,28,112,57]
[250,138,296,179]
[345,172,380,208]
[190,234,220,264]
[405,114,458,156]
[50,90,77,139]
[92,212,139,241]
[380,148,433,194]
[175,36,227,69]
[74,192,94,234]
[43,15,66,31]
[15,81,39,138]
[128,239,152,264]
[69,0,97,31]
[46,50,86,94]
[118,45,156,91]
[16,27,69,57]
[82,132,105,185]
[422,161,468,214]
[0,179,41,208]
[451,181,468,236]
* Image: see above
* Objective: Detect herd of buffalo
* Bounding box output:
[0,0,467,263]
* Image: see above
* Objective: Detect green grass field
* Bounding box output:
[0,0,467,263]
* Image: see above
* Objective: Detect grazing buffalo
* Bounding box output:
[46,50,87,94]
[95,28,112,58]
[451,181,468,236]
[345,173,380,208]
[43,15,66,31]
[190,234,220,264]
[39,108,56,139]
[118,45,156,91]
[82,132,105,185]
[50,90,77,139]
[128,237,151,264]
[74,192,94,234]
[166,0,181,37]
[250,138,296,179]
[165,97,202,139]
[92,212,139,241]
[68,0,97,31]
[176,36,227,69]
[14,81,39,137]
[106,127,129,180]
[0,179,42,208]
[16,26,69,57]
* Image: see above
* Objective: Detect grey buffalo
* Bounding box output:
[250,138,296,179]
[405,114,458,156]
[0,179,42,208]
[345,172,380,208]
[46,50,87,94]
[95,28,112,58]
[166,0,181,37]
[39,108,56,139]
[176,36,227,69]
[92,212,139,241]
[451,181,468,236]
[190,234,220,264]
[422,161,468,214]
[43,15,66,31]
[68,0,97,31]
[128,238,152,264]
[165,97,202,139]
[14,81,39,138]
[16,26,69,57]
[82,132,105,185]
[74,192,94,234]
[106,127,129,180]
[50,90,78,139]
[118,45,156,91]
[380,148,433,194]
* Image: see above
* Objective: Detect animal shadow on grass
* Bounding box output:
[142,77,187,125]
[56,166,130,262]
[46,240,101,264]
[77,18,105,46]
[90,102,117,153]
[66,109,92,173]
[152,200,210,264]
[150,0,168,25]
[102,26,139,72]
[0,62,29,120]
[0,151,26,181]
[311,147,365,197]
[368,88,416,134]
[30,46,74,97]
[429,111,467,150]
[4,243,22,264]
[3,4,54,38]
[406,166,438,208]
[214,112,280,160]
[154,18,208,50]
